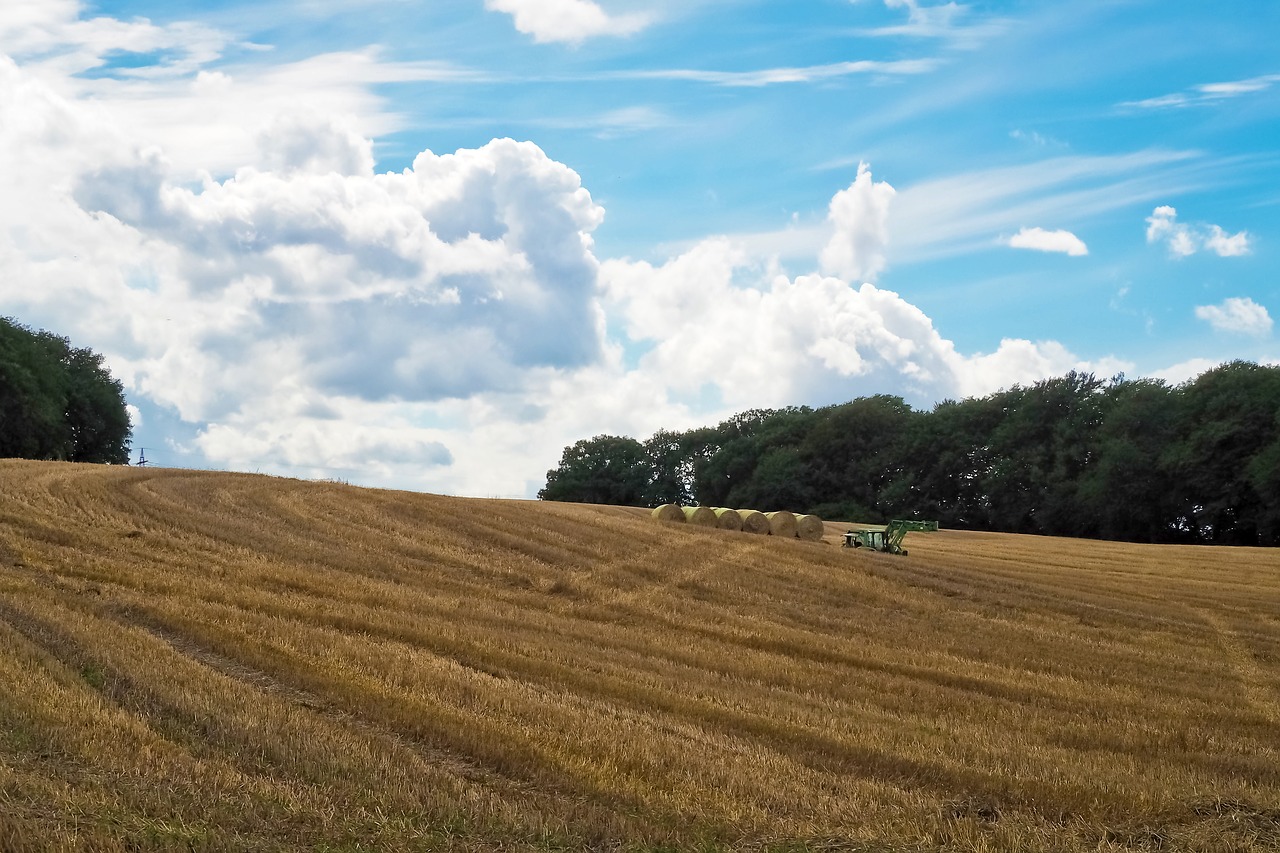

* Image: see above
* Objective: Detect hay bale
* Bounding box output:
[712,507,742,531]
[651,504,685,523]
[795,514,824,541]
[766,510,798,538]
[737,509,770,535]
[682,505,717,527]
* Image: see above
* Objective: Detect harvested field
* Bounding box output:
[1,460,1279,852]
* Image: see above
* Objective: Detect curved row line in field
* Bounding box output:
[0,459,1278,851]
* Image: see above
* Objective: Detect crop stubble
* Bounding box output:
[0,459,1278,851]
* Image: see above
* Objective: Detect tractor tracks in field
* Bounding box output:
[0,562,546,803]
[590,531,765,616]
[133,618,529,789]
[1,559,685,837]
[1192,607,1280,728]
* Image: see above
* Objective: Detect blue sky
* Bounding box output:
[1,0,1276,496]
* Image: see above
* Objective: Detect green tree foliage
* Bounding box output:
[895,396,1002,530]
[736,446,813,511]
[1077,378,1183,542]
[538,435,653,506]
[799,395,914,521]
[540,362,1280,546]
[982,372,1106,536]
[0,332,62,460]
[1170,361,1280,545]
[643,429,694,506]
[694,407,815,509]
[0,317,131,464]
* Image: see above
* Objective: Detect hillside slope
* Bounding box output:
[1,460,1278,852]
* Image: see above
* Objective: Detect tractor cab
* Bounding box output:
[842,529,884,550]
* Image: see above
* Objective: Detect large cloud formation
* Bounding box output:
[0,42,1122,497]
[1,54,612,492]
[74,131,606,413]
[603,236,1121,410]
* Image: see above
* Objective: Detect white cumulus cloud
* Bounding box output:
[1203,224,1251,257]
[0,54,616,493]
[1150,358,1220,386]
[0,11,1139,499]
[71,134,608,418]
[1146,205,1250,257]
[1006,226,1088,256]
[820,162,896,283]
[484,0,652,44]
[602,237,1126,409]
[1195,298,1273,337]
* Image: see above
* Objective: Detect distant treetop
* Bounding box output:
[539,364,1280,547]
[0,316,132,465]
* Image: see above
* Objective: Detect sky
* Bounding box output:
[1,0,1277,497]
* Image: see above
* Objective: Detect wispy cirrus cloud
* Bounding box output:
[51,48,486,177]
[529,105,675,137]
[619,58,936,87]
[0,1,232,79]
[1119,73,1280,110]
[1009,129,1048,146]
[681,150,1216,267]
[890,150,1211,263]
[852,0,1008,48]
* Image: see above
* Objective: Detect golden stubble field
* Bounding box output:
[0,460,1278,852]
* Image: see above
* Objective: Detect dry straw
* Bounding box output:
[737,509,770,535]
[712,508,742,531]
[765,511,798,538]
[651,504,685,523]
[795,514,824,542]
[682,505,718,527]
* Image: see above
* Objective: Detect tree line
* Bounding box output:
[0,316,132,464]
[540,362,1280,546]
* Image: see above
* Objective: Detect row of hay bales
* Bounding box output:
[651,504,824,541]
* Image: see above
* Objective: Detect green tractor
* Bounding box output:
[842,519,938,556]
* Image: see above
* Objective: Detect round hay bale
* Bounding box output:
[766,510,798,538]
[737,509,770,535]
[682,505,717,527]
[712,507,742,531]
[651,504,685,523]
[795,514,825,541]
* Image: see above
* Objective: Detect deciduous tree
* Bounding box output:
[0,317,131,464]
[538,435,652,506]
